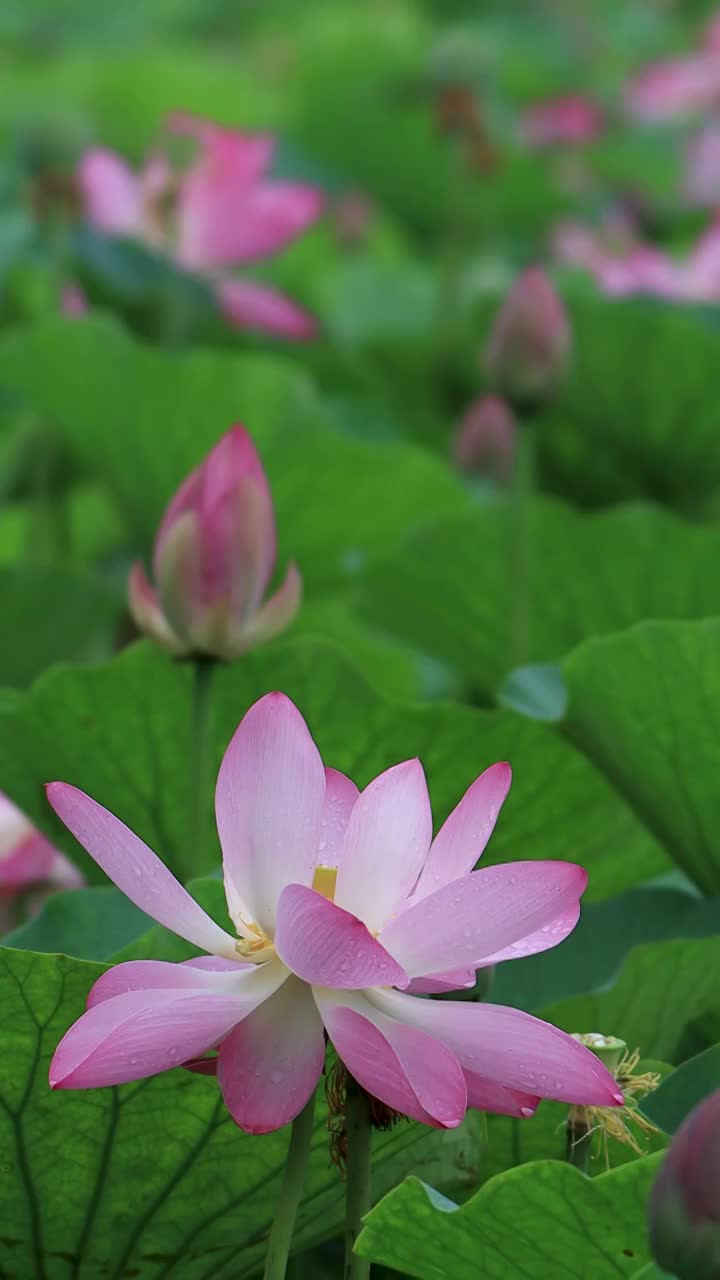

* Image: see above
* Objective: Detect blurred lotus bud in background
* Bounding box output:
[453,395,516,486]
[485,267,571,408]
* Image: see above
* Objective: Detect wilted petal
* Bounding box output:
[380,862,586,978]
[275,884,407,989]
[412,763,512,901]
[128,561,188,654]
[78,149,142,236]
[215,693,326,933]
[370,989,623,1107]
[49,987,254,1089]
[45,783,238,958]
[216,278,318,340]
[218,975,324,1133]
[315,988,466,1128]
[334,759,432,932]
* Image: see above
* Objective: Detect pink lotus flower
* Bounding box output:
[649,1090,720,1278]
[0,792,84,930]
[453,395,516,485]
[46,693,622,1134]
[485,267,571,406]
[554,216,720,303]
[129,425,300,660]
[519,95,604,147]
[77,113,324,340]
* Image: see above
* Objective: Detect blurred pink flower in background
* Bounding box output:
[129,424,301,660]
[626,54,720,121]
[519,95,604,147]
[485,267,571,406]
[453,395,516,485]
[78,113,325,339]
[46,692,622,1134]
[60,283,89,317]
[683,126,720,207]
[554,215,720,302]
[0,792,84,931]
[648,1089,720,1279]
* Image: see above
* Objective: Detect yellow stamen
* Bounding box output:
[312,864,338,903]
[235,922,275,965]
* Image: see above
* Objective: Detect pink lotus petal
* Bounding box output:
[334,759,432,932]
[317,768,359,866]
[215,278,318,340]
[218,975,324,1133]
[371,989,623,1107]
[228,561,302,655]
[315,989,466,1128]
[274,884,408,989]
[49,988,253,1089]
[463,1069,539,1118]
[169,113,275,183]
[128,562,188,654]
[412,763,512,901]
[380,862,586,978]
[479,901,581,966]
[85,955,271,1007]
[78,148,143,236]
[215,693,326,933]
[45,783,237,958]
[405,968,476,995]
[195,181,324,266]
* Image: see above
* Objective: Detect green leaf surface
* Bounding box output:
[359,500,720,695]
[356,1158,662,1279]
[0,947,468,1280]
[0,565,121,687]
[0,638,667,897]
[562,619,720,893]
[642,1045,720,1135]
[545,936,720,1062]
[0,317,469,593]
[3,887,152,961]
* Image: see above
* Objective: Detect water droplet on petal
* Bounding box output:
[270,1070,284,1085]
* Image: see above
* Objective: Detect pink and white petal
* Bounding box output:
[128,562,188,655]
[405,968,475,995]
[215,278,318,340]
[316,768,359,867]
[217,975,324,1134]
[78,149,142,236]
[315,989,466,1128]
[380,862,587,978]
[478,901,581,966]
[49,988,254,1089]
[226,562,302,657]
[47,850,86,891]
[412,763,511,901]
[0,831,56,889]
[370,990,623,1107]
[45,783,237,958]
[275,885,407,989]
[334,759,432,932]
[463,1070,539,1118]
[216,182,325,263]
[215,693,326,933]
[85,955,274,1008]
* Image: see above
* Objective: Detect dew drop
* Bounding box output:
[129,1056,140,1066]
[270,1070,284,1085]
[168,1047,178,1059]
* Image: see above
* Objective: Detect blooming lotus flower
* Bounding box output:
[649,1090,720,1279]
[128,425,300,660]
[485,268,571,407]
[453,395,516,485]
[78,113,324,340]
[47,693,622,1135]
[0,792,84,930]
[519,95,604,147]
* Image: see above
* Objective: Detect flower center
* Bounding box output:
[311,864,338,902]
[235,922,276,965]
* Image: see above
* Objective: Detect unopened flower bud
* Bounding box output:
[129,425,301,661]
[485,267,571,408]
[453,395,516,485]
[649,1090,720,1280]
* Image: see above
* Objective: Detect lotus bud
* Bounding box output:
[453,395,516,485]
[129,425,301,661]
[649,1090,720,1280]
[485,267,571,409]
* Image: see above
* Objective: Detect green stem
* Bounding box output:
[566,1110,592,1173]
[344,1079,372,1280]
[509,423,535,668]
[185,656,216,881]
[263,1092,316,1280]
